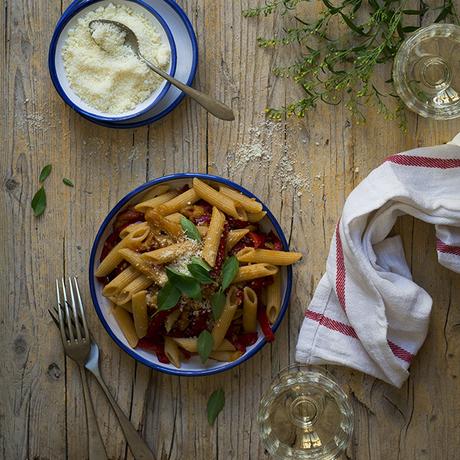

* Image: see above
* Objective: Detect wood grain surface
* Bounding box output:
[1,0,460,459]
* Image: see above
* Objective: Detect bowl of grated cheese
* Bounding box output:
[88,173,295,376]
[49,0,177,122]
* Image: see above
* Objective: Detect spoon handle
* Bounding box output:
[141,57,235,121]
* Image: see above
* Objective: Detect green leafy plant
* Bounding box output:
[244,0,459,128]
[180,217,202,241]
[207,388,225,425]
[63,178,74,187]
[198,330,214,363]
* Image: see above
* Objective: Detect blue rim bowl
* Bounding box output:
[48,0,177,123]
[89,173,293,376]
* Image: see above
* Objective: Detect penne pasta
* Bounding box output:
[172,337,197,352]
[232,263,279,284]
[219,185,263,213]
[164,337,181,368]
[136,184,170,202]
[243,286,258,333]
[131,290,148,338]
[226,229,249,252]
[197,225,208,237]
[115,274,153,305]
[165,309,181,333]
[134,190,178,213]
[96,224,150,277]
[165,212,183,223]
[112,305,138,348]
[102,266,139,300]
[212,286,239,348]
[118,248,167,286]
[209,351,243,362]
[119,302,133,313]
[201,207,226,267]
[246,211,267,223]
[236,247,302,265]
[119,221,149,239]
[266,272,281,324]
[142,241,195,265]
[171,337,235,352]
[156,188,200,216]
[144,209,183,239]
[192,178,247,220]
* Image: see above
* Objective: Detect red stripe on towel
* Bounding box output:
[305,310,414,363]
[386,155,460,169]
[335,223,346,310]
[436,238,460,256]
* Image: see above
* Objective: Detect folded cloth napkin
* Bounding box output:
[295,138,460,387]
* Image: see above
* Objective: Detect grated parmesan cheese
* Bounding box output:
[62,3,170,114]
[167,239,202,276]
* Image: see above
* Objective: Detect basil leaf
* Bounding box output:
[188,263,214,284]
[63,178,74,187]
[31,186,47,217]
[180,216,201,241]
[221,256,239,290]
[207,389,225,425]
[190,256,211,271]
[157,282,181,311]
[39,164,52,183]
[211,290,226,320]
[166,267,201,300]
[197,330,213,364]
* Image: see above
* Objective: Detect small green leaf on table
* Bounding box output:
[63,178,74,187]
[31,186,47,217]
[207,388,225,426]
[39,164,52,183]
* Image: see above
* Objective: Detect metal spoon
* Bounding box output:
[89,19,235,121]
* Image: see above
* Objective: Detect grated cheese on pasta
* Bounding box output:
[62,3,170,114]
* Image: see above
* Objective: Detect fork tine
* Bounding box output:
[68,276,82,341]
[61,277,75,342]
[73,277,90,340]
[56,279,68,343]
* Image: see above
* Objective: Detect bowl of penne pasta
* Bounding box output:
[89,173,302,375]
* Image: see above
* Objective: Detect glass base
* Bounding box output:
[393,23,460,120]
[258,365,353,460]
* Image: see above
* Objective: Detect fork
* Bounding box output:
[53,277,156,460]
[56,277,108,460]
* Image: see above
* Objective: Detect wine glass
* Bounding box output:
[258,365,353,460]
[393,23,460,120]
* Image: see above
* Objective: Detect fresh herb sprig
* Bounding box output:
[244,0,459,128]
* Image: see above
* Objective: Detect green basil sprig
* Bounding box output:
[207,389,225,426]
[39,164,52,182]
[165,267,201,300]
[197,330,213,363]
[211,291,226,320]
[180,216,201,241]
[157,282,181,311]
[221,256,239,291]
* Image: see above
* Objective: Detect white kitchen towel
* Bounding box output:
[295,139,460,387]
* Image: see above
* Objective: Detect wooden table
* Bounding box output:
[2,0,460,458]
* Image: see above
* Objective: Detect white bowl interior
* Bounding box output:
[91,178,290,374]
[54,0,173,119]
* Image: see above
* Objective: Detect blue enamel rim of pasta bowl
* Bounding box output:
[48,0,178,123]
[76,0,198,128]
[89,173,293,376]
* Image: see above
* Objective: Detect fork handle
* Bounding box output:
[91,370,156,460]
[79,366,108,460]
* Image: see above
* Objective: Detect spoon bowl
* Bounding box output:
[89,19,235,120]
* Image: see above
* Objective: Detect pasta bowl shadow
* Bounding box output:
[89,173,293,376]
